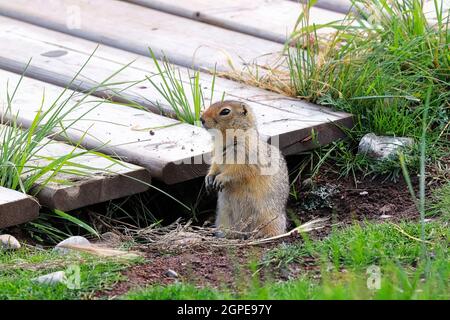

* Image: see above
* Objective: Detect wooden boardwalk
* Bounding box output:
[125,0,345,43]
[0,0,353,225]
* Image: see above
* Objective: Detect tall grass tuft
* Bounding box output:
[287,0,450,178]
[147,49,224,126]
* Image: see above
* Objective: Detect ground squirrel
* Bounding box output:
[200,100,289,238]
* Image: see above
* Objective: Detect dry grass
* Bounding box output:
[112,218,329,251]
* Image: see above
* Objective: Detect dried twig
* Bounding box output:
[388,222,435,245]
[246,218,329,245]
[123,217,329,250]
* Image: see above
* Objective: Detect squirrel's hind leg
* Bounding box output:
[254,211,286,238]
[215,192,233,233]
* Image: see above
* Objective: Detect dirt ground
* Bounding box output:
[97,172,423,298]
[295,172,419,223]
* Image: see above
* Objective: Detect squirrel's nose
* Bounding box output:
[200,117,205,125]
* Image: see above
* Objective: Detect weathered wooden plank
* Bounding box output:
[0,125,151,212]
[125,0,345,43]
[0,0,284,73]
[0,70,212,184]
[0,187,39,228]
[0,17,353,158]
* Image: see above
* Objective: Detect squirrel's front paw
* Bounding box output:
[212,174,228,192]
[205,174,217,193]
[205,174,228,193]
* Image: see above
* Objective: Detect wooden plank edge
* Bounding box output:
[0,187,40,228]
[33,167,151,212]
[280,114,354,155]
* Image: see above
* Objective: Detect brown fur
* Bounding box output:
[201,101,289,238]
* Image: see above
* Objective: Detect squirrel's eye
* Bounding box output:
[219,108,231,116]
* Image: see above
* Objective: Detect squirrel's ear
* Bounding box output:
[241,104,248,116]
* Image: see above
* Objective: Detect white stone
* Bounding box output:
[0,234,21,250]
[32,271,66,285]
[165,269,178,278]
[358,133,414,159]
[54,236,91,254]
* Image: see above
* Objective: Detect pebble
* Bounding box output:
[0,234,21,250]
[54,236,91,254]
[359,191,369,196]
[32,271,66,286]
[380,214,393,219]
[165,269,178,278]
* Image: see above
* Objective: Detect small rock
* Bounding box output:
[0,234,21,250]
[32,271,66,286]
[54,236,91,254]
[380,214,392,219]
[359,191,369,196]
[165,269,178,278]
[358,133,414,160]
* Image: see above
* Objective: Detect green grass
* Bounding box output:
[125,283,224,300]
[287,0,450,178]
[0,247,138,300]
[147,49,224,126]
[123,220,449,300]
[262,220,448,269]
[430,182,450,221]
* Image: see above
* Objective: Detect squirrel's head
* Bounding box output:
[200,100,255,133]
